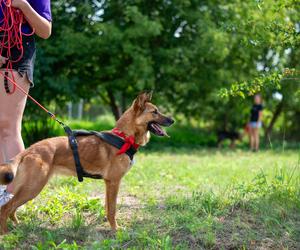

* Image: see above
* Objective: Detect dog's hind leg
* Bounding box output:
[0,196,25,234]
[0,156,52,234]
[0,191,33,234]
[104,179,121,231]
[217,139,223,148]
[0,175,50,234]
[230,140,236,149]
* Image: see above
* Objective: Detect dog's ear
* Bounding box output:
[133,91,152,112]
[147,90,153,101]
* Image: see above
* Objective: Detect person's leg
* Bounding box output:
[0,71,29,198]
[0,72,29,161]
[254,127,260,151]
[0,146,5,166]
[249,126,255,150]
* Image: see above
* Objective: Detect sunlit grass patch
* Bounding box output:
[0,149,299,249]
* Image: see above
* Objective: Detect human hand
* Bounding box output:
[0,56,7,68]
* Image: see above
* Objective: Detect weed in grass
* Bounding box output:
[38,196,66,224]
[32,238,82,250]
[1,233,21,250]
[81,198,105,220]
[71,209,84,231]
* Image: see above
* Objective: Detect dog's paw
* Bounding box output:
[111,226,119,233]
[111,223,124,233]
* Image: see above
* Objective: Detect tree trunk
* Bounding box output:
[121,92,127,113]
[106,88,122,121]
[78,99,83,120]
[264,100,284,141]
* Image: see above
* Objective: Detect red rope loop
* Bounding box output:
[0,1,59,123]
[0,0,34,94]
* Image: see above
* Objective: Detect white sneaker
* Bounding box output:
[0,186,13,207]
[0,185,6,192]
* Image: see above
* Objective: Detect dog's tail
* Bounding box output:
[0,156,21,185]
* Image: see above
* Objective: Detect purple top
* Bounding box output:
[27,0,52,22]
[0,0,52,34]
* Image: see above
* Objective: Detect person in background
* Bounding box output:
[249,94,263,152]
[0,0,52,206]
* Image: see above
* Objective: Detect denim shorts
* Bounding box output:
[249,121,262,128]
[1,34,36,87]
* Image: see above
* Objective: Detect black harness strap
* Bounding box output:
[73,130,137,160]
[64,127,137,182]
[64,126,85,182]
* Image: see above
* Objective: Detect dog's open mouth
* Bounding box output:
[148,122,168,137]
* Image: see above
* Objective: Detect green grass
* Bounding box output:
[0,147,299,249]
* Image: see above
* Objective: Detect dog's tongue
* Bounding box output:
[152,123,169,137]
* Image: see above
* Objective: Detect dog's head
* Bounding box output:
[116,92,174,145]
[132,92,174,137]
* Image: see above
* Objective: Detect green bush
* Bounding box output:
[22,116,218,148]
[22,115,296,149]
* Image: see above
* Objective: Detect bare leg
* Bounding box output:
[249,127,255,151]
[0,71,29,193]
[254,128,260,151]
[0,146,5,165]
[104,179,121,231]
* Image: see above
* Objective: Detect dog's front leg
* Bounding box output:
[104,179,121,231]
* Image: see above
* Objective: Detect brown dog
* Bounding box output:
[0,92,174,234]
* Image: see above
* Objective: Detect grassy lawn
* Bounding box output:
[0,147,299,249]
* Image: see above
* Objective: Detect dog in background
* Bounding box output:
[0,92,174,234]
[217,124,250,149]
[217,131,241,148]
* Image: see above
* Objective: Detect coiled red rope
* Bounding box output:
[0,0,34,94]
[0,0,62,124]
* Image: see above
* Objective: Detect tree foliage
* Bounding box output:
[25,0,299,139]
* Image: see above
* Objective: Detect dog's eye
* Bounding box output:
[152,109,158,114]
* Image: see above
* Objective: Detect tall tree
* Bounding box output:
[25,0,299,138]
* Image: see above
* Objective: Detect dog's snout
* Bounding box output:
[168,117,175,125]
[163,117,174,126]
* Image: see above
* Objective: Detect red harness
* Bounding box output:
[112,128,140,155]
